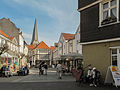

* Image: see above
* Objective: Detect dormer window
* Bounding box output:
[100,0,119,26]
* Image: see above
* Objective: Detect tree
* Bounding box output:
[0,44,9,55]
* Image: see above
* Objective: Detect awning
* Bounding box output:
[60,53,83,60]
[1,52,12,58]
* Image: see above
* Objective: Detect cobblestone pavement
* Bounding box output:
[0,68,75,82]
[0,68,119,90]
[13,68,75,82]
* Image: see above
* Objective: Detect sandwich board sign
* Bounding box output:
[105,66,120,87]
[111,66,120,87]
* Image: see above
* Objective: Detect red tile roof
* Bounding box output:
[62,33,75,40]
[36,41,50,49]
[0,30,9,38]
[9,37,14,40]
[50,46,55,50]
[28,45,35,50]
[0,30,14,40]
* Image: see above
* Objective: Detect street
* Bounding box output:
[0,68,119,90]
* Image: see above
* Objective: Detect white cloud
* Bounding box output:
[22,32,32,39]
[4,0,79,45]
[23,32,55,46]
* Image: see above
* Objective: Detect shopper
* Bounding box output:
[56,62,62,79]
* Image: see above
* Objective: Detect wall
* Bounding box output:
[83,40,120,80]
[19,34,24,53]
[80,2,120,43]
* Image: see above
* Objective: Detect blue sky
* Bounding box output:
[0,0,80,46]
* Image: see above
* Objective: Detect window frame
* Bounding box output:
[99,0,119,27]
[111,49,118,66]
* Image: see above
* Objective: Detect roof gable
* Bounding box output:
[0,30,15,41]
[50,46,55,50]
[36,41,50,49]
[28,45,35,50]
[62,33,75,40]
[0,30,10,39]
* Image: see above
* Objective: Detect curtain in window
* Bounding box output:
[103,11,108,20]
[111,8,117,19]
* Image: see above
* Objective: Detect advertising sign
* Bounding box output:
[111,71,120,87]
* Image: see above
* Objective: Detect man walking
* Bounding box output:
[56,62,62,79]
[44,63,48,75]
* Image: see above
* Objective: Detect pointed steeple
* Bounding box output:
[31,18,39,46]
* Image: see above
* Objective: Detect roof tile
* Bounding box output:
[28,45,35,50]
[0,30,14,40]
[36,41,50,49]
[62,33,75,40]
[50,46,55,50]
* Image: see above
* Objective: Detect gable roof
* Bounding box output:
[62,33,75,40]
[9,37,14,40]
[28,44,35,50]
[50,46,55,50]
[36,41,50,49]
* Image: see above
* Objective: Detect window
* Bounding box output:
[69,43,73,47]
[100,0,119,25]
[111,49,117,66]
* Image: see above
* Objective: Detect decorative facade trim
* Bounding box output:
[80,38,120,45]
[77,0,102,12]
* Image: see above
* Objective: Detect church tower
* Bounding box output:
[31,18,39,46]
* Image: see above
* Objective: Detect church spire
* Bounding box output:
[31,18,39,45]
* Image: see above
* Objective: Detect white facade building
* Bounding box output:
[75,25,82,54]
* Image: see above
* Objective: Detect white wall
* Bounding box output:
[19,34,24,54]
[75,26,82,54]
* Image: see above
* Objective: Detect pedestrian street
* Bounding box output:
[0,68,75,82]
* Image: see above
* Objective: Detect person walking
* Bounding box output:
[44,63,48,75]
[56,62,62,79]
[39,64,42,75]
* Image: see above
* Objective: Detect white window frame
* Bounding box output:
[111,48,120,70]
[99,0,119,27]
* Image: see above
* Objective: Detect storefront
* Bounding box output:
[0,52,19,73]
[60,53,83,70]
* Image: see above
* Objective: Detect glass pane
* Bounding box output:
[103,2,108,9]
[112,56,117,66]
[103,11,108,20]
[111,0,116,6]
[111,8,117,18]
[112,49,117,54]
